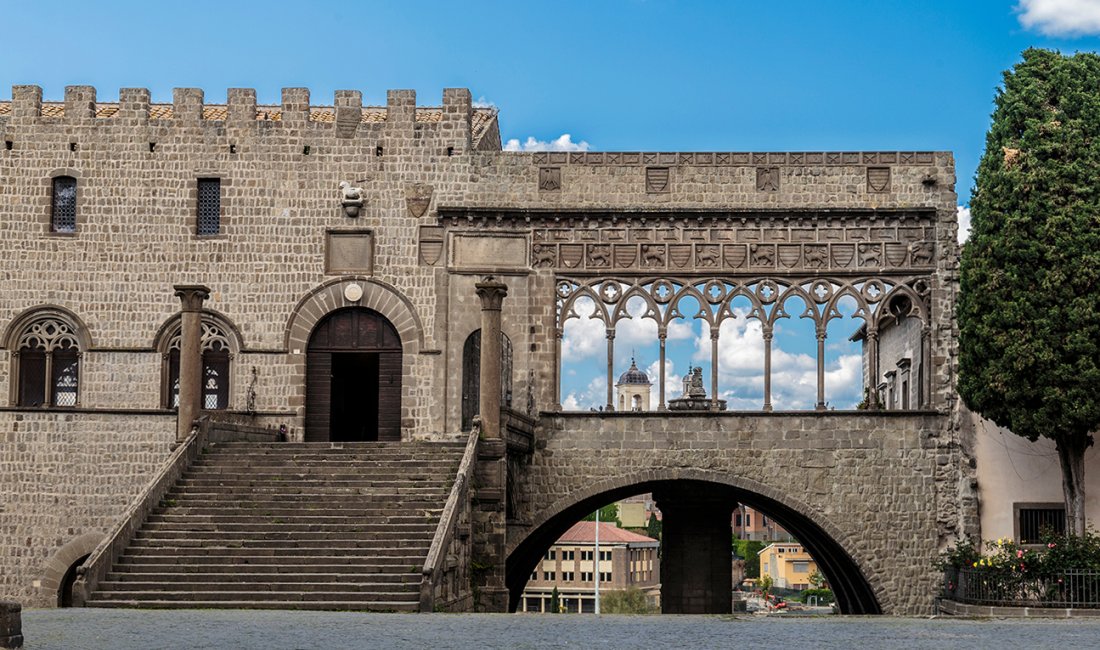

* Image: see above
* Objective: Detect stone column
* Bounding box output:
[762,327,773,412]
[605,328,615,411]
[815,327,827,410]
[658,329,667,411]
[654,486,734,614]
[473,277,509,612]
[710,327,720,411]
[867,328,881,409]
[476,276,508,438]
[174,284,210,442]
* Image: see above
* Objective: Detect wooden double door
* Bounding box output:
[305,308,402,442]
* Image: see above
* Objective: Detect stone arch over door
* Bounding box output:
[506,470,884,615]
[305,307,403,442]
[39,532,103,607]
[285,278,424,436]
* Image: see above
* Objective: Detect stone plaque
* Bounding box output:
[452,233,528,270]
[326,230,374,275]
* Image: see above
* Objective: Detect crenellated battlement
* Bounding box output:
[0,85,499,150]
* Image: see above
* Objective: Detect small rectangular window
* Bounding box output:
[197,178,221,236]
[51,176,77,233]
[1016,504,1066,543]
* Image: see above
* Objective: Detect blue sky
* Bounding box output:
[3,0,1098,409]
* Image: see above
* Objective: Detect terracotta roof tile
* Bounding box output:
[555,521,658,545]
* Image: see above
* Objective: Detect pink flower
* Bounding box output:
[1048,543,1057,549]
[1017,550,1024,558]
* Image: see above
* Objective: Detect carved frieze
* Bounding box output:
[527,217,936,274]
[530,151,937,167]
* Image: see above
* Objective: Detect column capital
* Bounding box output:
[173,284,211,312]
[475,276,508,311]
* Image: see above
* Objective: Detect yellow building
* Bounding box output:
[758,543,817,591]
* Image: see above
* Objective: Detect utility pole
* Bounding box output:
[594,507,601,615]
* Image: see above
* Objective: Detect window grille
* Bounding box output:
[197,178,220,236]
[51,176,77,233]
[1018,506,1066,543]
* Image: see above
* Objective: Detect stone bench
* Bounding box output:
[0,601,22,649]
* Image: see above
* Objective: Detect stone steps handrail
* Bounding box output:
[420,425,480,612]
[71,416,212,607]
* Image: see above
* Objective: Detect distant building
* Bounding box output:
[732,505,792,542]
[521,521,660,613]
[758,543,818,591]
[615,358,651,412]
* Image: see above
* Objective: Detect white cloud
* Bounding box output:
[644,358,683,410]
[1017,0,1100,36]
[562,375,607,411]
[561,314,606,362]
[472,96,497,109]
[503,134,591,152]
[957,206,971,244]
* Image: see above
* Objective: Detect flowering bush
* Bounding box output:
[940,530,1100,606]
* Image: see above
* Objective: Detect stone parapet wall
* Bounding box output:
[0,411,174,606]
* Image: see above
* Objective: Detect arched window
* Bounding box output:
[14,314,83,407]
[461,329,513,431]
[162,319,234,410]
[51,176,77,233]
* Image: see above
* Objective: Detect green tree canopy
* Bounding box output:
[959,48,1100,534]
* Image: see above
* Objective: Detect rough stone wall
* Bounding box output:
[0,412,174,606]
[515,413,945,615]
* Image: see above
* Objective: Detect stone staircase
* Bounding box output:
[84,441,466,611]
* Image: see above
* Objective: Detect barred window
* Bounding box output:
[51,176,77,233]
[197,178,220,236]
[1017,504,1066,544]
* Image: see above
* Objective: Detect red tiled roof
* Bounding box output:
[556,521,658,545]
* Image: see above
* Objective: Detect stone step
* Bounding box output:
[89,589,419,603]
[151,507,443,518]
[147,513,438,525]
[133,531,435,542]
[118,552,427,565]
[176,475,451,486]
[96,579,420,592]
[110,563,420,576]
[106,569,419,581]
[84,599,419,612]
[127,538,431,550]
[141,522,438,533]
[164,487,450,497]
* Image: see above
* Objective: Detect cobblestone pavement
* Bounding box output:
[20,609,1100,650]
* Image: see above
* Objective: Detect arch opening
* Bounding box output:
[507,478,881,615]
[57,553,90,607]
[305,307,402,442]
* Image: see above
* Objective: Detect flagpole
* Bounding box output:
[594,507,601,615]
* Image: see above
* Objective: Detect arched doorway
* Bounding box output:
[506,478,882,615]
[58,553,90,607]
[306,307,402,442]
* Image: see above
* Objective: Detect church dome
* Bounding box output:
[617,358,651,385]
